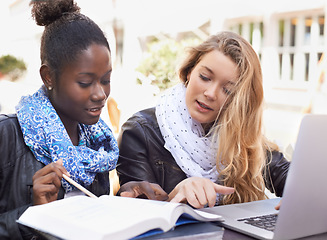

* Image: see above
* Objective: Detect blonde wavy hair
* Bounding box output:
[179,31,278,205]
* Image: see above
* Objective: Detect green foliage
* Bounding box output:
[0,55,27,81]
[136,38,201,91]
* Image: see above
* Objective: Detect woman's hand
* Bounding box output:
[118,181,168,201]
[32,159,69,205]
[275,199,282,210]
[169,177,234,208]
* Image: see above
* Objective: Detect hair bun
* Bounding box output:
[31,0,80,26]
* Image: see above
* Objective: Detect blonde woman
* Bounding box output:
[117,31,290,208]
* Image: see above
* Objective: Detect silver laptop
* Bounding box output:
[201,114,327,239]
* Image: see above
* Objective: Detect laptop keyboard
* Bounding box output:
[237,213,278,232]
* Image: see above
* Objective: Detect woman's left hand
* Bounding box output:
[118,181,169,201]
[275,199,282,210]
[169,177,234,208]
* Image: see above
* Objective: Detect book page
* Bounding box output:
[154,202,224,227]
[98,196,223,228]
[99,195,181,229]
[18,195,170,240]
[18,195,223,240]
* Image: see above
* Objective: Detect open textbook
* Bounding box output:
[17,195,224,240]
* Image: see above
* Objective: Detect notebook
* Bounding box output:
[201,114,327,239]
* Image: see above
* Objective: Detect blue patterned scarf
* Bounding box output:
[16,86,119,192]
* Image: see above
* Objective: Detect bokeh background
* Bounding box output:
[1,0,327,162]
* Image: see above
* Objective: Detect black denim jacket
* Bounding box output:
[0,114,110,240]
[117,107,290,197]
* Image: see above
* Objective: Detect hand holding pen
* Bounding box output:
[32,159,69,205]
[32,158,97,206]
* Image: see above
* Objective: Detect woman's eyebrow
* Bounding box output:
[102,69,112,77]
[78,69,112,78]
[201,66,214,74]
[225,81,236,86]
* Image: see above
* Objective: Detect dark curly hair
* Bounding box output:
[30,0,110,81]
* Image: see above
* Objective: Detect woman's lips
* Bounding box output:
[88,107,101,112]
[86,106,103,116]
[196,100,213,112]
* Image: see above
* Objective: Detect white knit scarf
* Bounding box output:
[155,83,219,182]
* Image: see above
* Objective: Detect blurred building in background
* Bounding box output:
[118,0,327,111]
[1,0,327,153]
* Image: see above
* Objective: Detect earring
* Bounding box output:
[48,86,53,91]
[185,79,189,86]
